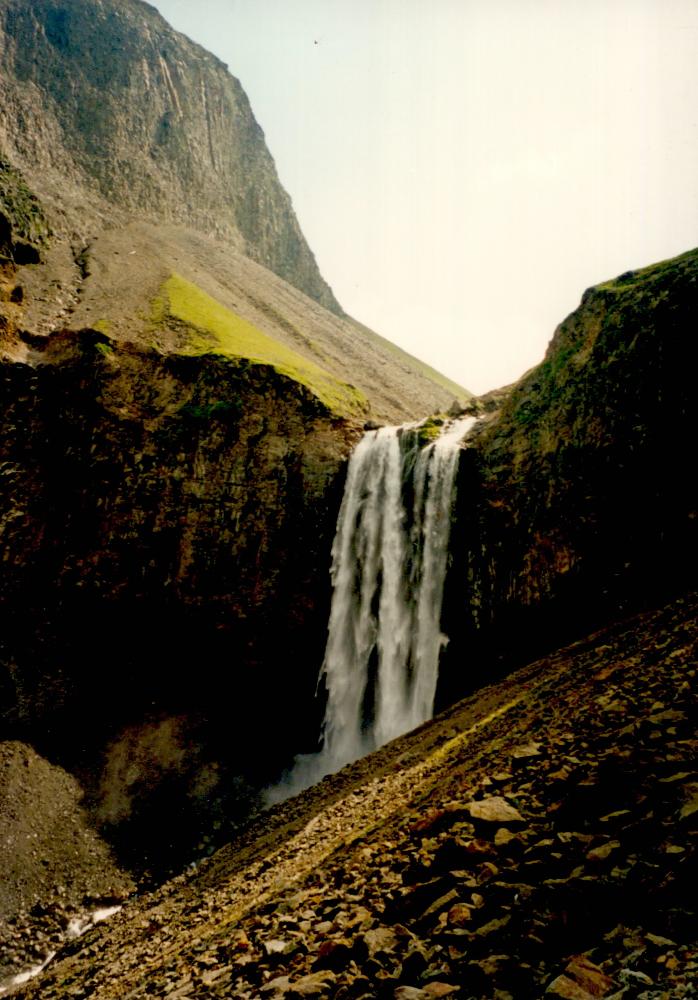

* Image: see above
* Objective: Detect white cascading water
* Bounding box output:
[265,415,475,803]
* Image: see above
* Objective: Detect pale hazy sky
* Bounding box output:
[154,0,698,394]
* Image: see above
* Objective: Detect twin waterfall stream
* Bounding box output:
[266,415,475,804]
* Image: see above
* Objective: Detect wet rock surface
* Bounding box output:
[9,592,696,999]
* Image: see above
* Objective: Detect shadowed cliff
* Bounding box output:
[439,247,697,704]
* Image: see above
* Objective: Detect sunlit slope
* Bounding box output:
[50,221,471,423]
[152,274,367,418]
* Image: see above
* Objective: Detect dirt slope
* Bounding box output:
[12,219,470,424]
[9,592,696,999]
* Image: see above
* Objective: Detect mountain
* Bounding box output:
[0,0,470,420]
[0,0,337,309]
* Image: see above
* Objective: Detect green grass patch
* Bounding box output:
[597,247,698,293]
[154,274,367,417]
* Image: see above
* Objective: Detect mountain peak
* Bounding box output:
[0,0,340,311]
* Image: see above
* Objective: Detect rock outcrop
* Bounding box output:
[439,247,698,702]
[0,0,337,311]
[0,324,358,868]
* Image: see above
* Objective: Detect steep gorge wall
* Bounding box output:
[0,0,339,312]
[439,248,697,701]
[0,329,356,866]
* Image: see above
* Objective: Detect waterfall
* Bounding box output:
[265,415,475,803]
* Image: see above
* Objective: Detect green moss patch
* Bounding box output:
[153,274,367,417]
[597,247,698,294]
[0,158,52,256]
[415,414,446,445]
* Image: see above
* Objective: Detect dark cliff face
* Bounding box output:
[0,0,339,312]
[439,248,697,702]
[0,329,354,867]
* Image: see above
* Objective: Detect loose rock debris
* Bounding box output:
[9,594,698,999]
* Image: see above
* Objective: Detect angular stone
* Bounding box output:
[510,742,543,766]
[645,932,677,947]
[473,914,511,938]
[586,841,620,862]
[546,975,598,998]
[552,956,615,997]
[421,985,460,998]
[420,889,460,921]
[263,938,299,958]
[261,976,292,997]
[494,828,518,848]
[446,903,473,927]
[618,968,654,986]
[648,709,686,725]
[363,926,398,959]
[466,798,524,825]
[288,971,338,998]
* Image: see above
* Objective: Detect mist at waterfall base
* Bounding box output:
[265,416,475,806]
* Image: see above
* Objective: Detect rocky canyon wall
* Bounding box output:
[439,248,697,703]
[0,328,356,866]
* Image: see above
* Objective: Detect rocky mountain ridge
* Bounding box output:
[1,0,469,420]
[0,0,337,310]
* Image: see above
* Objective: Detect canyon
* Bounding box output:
[0,0,696,997]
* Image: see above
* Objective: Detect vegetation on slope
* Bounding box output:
[152,274,368,418]
[0,158,50,263]
[491,246,698,447]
